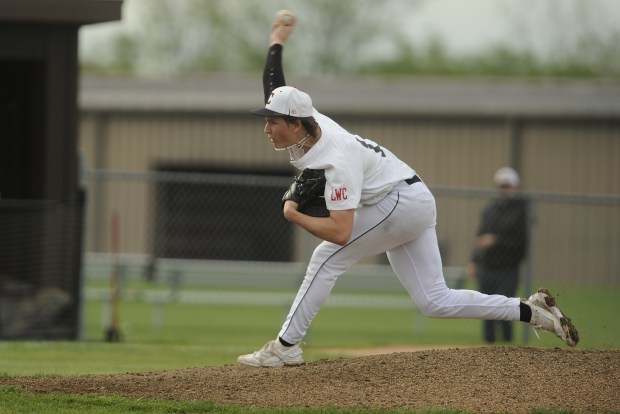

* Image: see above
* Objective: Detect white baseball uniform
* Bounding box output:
[253,43,521,346]
[278,109,521,345]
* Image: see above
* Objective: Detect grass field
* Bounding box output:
[1,283,617,376]
[0,386,491,414]
[0,281,618,413]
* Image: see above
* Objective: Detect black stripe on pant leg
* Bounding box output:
[281,193,401,339]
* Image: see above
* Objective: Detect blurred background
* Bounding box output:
[1,0,619,354]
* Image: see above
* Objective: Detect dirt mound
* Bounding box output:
[2,347,619,413]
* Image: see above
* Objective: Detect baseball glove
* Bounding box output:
[282,168,330,217]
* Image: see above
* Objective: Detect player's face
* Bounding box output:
[263,117,298,150]
[498,183,518,196]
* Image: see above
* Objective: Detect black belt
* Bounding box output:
[405,175,421,185]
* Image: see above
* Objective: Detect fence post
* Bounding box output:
[522,197,535,344]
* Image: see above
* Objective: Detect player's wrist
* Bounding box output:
[283,200,301,221]
[270,33,289,46]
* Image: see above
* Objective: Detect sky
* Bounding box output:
[402,0,620,56]
[403,0,512,54]
[83,0,513,55]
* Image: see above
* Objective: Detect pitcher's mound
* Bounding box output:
[2,346,619,413]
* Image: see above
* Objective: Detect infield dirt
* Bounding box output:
[2,346,619,413]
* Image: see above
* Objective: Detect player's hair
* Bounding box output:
[283,115,319,138]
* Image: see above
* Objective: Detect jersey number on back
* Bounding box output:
[355,137,386,158]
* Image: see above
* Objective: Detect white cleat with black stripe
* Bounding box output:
[237,340,304,368]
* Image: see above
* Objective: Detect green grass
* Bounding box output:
[0,386,218,414]
[0,386,574,414]
[0,283,617,413]
[0,284,616,377]
[4,386,466,414]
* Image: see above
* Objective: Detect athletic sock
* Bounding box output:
[519,302,532,323]
[278,337,294,347]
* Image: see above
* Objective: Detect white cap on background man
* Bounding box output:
[493,167,520,187]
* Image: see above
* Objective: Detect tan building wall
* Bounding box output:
[78,76,620,285]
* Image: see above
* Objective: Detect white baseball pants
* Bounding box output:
[278,180,521,345]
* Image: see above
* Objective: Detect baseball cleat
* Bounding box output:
[524,288,579,347]
[270,10,296,46]
[237,339,304,368]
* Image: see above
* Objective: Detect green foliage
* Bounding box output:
[80,0,620,79]
[359,41,618,78]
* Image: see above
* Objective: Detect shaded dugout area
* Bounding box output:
[0,1,123,339]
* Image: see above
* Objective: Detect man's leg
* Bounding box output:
[278,189,415,345]
[387,228,521,321]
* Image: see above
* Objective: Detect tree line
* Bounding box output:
[80,0,620,79]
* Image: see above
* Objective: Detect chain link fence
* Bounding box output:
[4,169,615,341]
[0,197,85,339]
[82,169,620,291]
